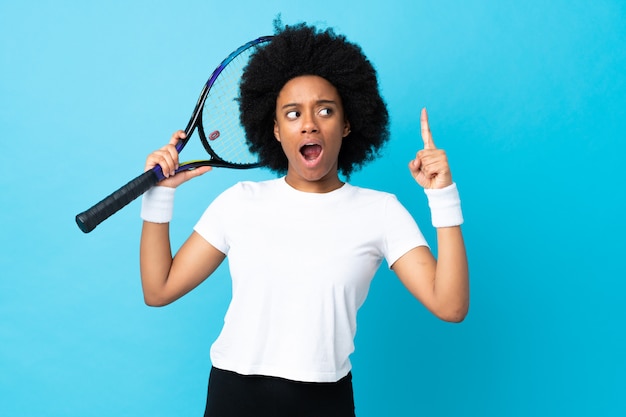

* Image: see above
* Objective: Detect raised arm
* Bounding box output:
[139,131,225,307]
[391,108,469,322]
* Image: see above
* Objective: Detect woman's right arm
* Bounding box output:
[139,131,223,307]
[140,226,225,306]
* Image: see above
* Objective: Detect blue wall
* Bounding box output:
[1,1,624,416]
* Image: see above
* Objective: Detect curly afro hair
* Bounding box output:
[239,22,390,178]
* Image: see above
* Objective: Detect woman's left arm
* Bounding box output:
[391,108,469,322]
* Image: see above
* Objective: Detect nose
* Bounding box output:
[300,111,318,134]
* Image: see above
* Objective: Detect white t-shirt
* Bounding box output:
[194,177,428,382]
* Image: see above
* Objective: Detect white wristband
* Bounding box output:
[424,183,464,228]
[141,186,175,223]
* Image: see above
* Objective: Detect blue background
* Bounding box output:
[1,1,625,416]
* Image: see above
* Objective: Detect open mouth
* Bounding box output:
[300,144,323,161]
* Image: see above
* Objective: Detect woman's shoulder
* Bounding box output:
[218,178,284,200]
[345,183,397,201]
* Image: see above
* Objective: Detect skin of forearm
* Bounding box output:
[432,226,469,322]
[140,222,174,306]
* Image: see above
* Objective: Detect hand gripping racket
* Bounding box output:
[76,36,272,233]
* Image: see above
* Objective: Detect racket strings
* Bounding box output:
[201,49,257,165]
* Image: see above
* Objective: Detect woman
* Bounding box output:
[140,22,468,417]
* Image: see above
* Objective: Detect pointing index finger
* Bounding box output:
[420,107,436,149]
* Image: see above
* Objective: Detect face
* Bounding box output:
[274,75,351,193]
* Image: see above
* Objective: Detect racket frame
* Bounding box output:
[75,35,272,233]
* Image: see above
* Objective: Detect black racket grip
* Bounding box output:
[75,170,159,233]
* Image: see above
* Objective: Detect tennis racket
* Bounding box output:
[76,36,272,233]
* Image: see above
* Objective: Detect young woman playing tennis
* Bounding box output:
[140,22,468,417]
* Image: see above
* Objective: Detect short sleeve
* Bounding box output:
[193,185,239,255]
[383,195,429,268]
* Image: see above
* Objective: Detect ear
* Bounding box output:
[273,119,281,142]
[342,119,351,138]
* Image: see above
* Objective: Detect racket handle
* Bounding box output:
[75,170,159,233]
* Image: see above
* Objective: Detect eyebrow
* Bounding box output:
[280,99,338,110]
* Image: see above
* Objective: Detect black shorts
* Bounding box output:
[204,367,356,417]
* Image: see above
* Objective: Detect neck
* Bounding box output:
[284,172,344,193]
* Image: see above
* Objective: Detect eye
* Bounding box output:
[318,108,333,117]
[285,110,300,120]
